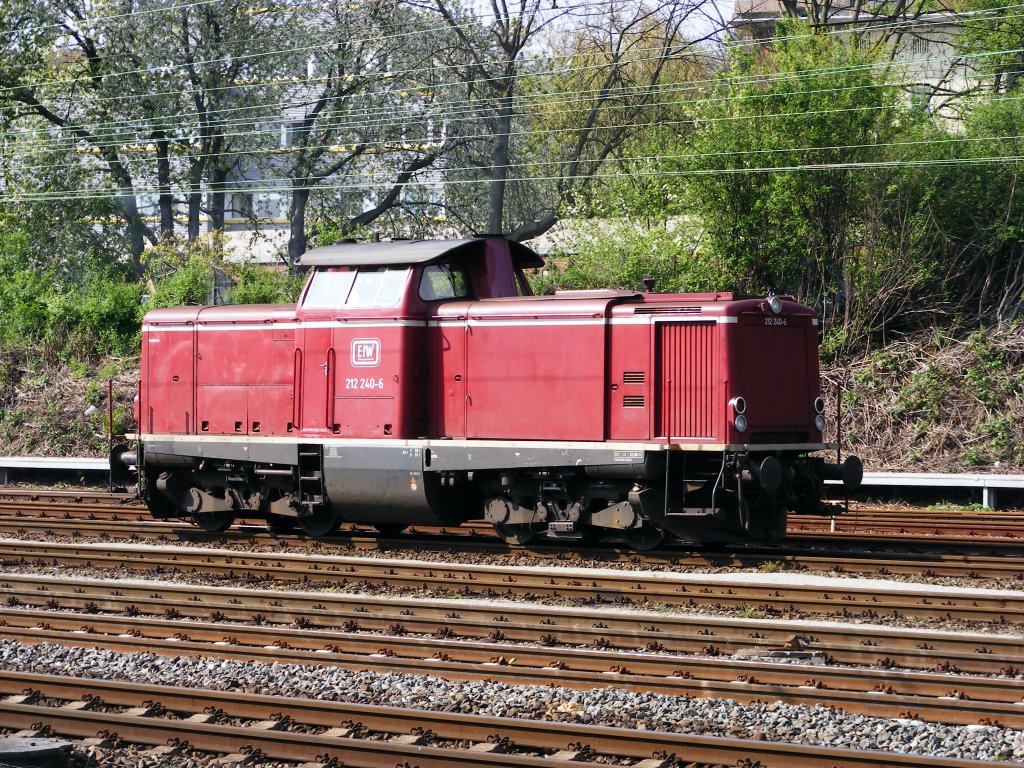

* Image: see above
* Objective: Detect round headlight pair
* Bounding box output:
[730,396,748,433]
[813,396,826,432]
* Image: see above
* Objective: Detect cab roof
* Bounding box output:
[298,237,545,269]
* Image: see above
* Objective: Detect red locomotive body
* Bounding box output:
[118,237,861,548]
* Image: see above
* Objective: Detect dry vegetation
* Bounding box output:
[823,325,1024,473]
[0,350,137,456]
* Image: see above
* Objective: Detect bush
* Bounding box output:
[144,237,219,309]
[228,262,305,305]
[44,277,145,357]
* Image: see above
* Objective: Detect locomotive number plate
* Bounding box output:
[613,450,644,462]
[345,377,386,390]
[764,317,788,326]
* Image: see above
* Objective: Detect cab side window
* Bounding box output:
[419,263,470,301]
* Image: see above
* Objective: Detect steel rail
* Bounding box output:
[2,602,1024,729]
[1,539,1021,623]
[6,502,1024,538]
[0,702,606,768]
[2,603,1021,727]
[4,492,1024,547]
[785,529,1024,552]
[2,516,1024,584]
[2,489,1022,521]
[791,519,1024,535]
[3,491,1024,537]
[0,670,1004,768]
[1,573,1018,675]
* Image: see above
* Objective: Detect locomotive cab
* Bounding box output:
[121,236,861,548]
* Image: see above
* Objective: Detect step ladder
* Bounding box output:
[297,445,325,512]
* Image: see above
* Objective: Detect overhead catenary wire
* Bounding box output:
[2,43,1014,186]
[10,80,1024,190]
[8,148,1024,205]
[0,34,1008,168]
[2,0,1015,161]
[2,0,1021,206]
[2,0,1016,128]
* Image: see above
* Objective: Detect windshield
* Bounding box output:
[302,267,409,309]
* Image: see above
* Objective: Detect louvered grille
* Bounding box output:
[623,395,645,408]
[657,321,715,438]
[623,371,645,384]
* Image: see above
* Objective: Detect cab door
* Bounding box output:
[430,308,468,437]
[296,315,335,433]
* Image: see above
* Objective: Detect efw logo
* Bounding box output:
[351,338,381,367]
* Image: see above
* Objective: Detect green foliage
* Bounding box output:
[683,20,899,308]
[0,240,143,360]
[927,502,992,512]
[531,221,717,294]
[144,233,302,308]
[955,0,1024,93]
[227,263,305,305]
[44,278,145,356]
[143,236,220,309]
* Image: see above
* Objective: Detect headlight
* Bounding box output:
[814,414,826,431]
[768,295,782,314]
[730,396,747,415]
[734,414,748,432]
[813,396,825,414]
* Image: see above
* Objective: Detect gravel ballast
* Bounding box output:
[1,640,1021,764]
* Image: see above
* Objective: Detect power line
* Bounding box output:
[2,2,1020,204]
[1,44,1008,183]
[0,30,997,161]
[4,0,1011,123]
[7,144,1024,205]
[0,0,632,99]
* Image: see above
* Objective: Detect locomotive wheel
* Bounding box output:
[191,511,236,533]
[493,522,537,545]
[372,523,408,537]
[298,507,341,537]
[622,525,668,551]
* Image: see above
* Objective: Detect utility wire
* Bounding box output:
[2,48,1012,180]
[4,0,1016,114]
[7,145,1024,205]
[0,34,1003,157]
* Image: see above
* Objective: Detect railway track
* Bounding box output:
[2,671,997,768]
[3,488,1024,535]
[0,573,1021,728]
[1,538,1021,623]
[791,509,1024,536]
[2,515,1023,583]
[1,572,1019,674]
[1,493,1021,766]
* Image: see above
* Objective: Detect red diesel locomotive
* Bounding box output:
[114,237,862,550]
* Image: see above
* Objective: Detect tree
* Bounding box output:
[508,0,714,241]
[0,0,159,273]
[271,0,450,262]
[421,0,569,236]
[684,20,899,317]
